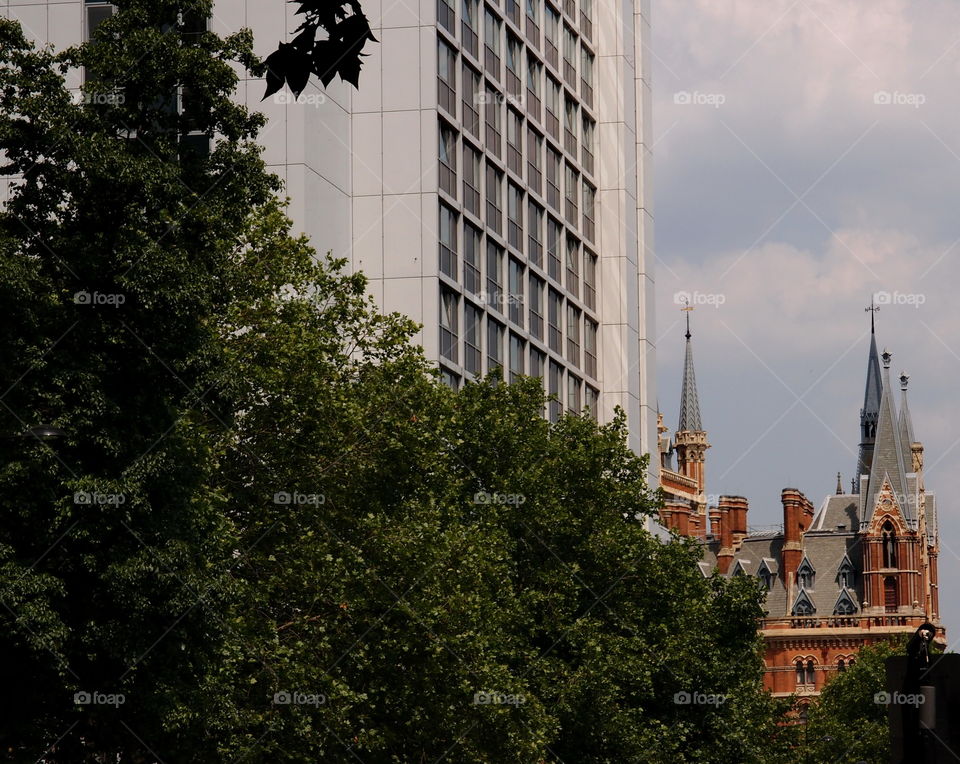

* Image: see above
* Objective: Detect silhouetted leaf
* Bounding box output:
[265,0,377,95]
[262,46,288,100]
[311,39,343,88]
[291,27,314,52]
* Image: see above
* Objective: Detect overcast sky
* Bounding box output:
[651,0,960,640]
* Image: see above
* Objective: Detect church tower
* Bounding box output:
[658,309,713,538]
[859,349,926,616]
[673,310,709,497]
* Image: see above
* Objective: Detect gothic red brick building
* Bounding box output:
[658,312,945,697]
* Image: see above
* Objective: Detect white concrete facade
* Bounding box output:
[7,0,657,467]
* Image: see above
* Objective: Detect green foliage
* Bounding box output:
[799,640,901,764]
[0,1,787,761]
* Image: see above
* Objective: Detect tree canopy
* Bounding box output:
[0,1,790,761]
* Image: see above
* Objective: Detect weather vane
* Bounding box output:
[681,298,693,338]
[866,297,879,331]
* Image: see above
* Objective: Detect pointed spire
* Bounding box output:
[898,372,915,471]
[855,303,883,488]
[836,472,843,494]
[678,310,703,433]
[862,349,912,526]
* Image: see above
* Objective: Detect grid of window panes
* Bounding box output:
[435,0,598,421]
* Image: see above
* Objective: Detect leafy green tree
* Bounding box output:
[800,640,901,764]
[205,331,794,761]
[0,0,280,759]
[0,0,789,761]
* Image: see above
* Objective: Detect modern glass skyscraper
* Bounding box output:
[7,0,657,465]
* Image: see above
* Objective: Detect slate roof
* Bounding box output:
[678,322,703,433]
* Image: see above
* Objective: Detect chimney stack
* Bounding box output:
[781,488,815,607]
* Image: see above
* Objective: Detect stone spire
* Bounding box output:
[674,309,709,498]
[678,310,702,433]
[855,305,883,490]
[898,372,916,471]
[861,350,912,527]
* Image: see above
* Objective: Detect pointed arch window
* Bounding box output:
[882,521,897,568]
[838,658,846,673]
[806,660,815,685]
[834,587,857,616]
[757,559,775,591]
[792,590,815,616]
[759,569,772,590]
[797,557,815,590]
[837,555,855,589]
[795,659,804,686]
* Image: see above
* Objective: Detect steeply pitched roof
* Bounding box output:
[678,317,703,432]
[856,325,882,481]
[861,350,913,527]
[862,328,882,423]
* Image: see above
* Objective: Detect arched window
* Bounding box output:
[848,658,855,668]
[834,588,856,616]
[795,659,805,686]
[838,658,846,672]
[836,598,855,616]
[837,555,855,589]
[882,521,897,568]
[806,660,816,685]
[797,557,815,590]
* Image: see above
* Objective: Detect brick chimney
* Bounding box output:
[781,488,815,608]
[715,502,735,575]
[720,495,749,545]
[661,500,692,536]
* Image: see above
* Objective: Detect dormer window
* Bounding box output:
[757,559,775,591]
[797,557,815,590]
[837,555,855,589]
[834,589,857,616]
[792,589,815,616]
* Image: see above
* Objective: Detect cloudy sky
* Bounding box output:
[651,0,960,639]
